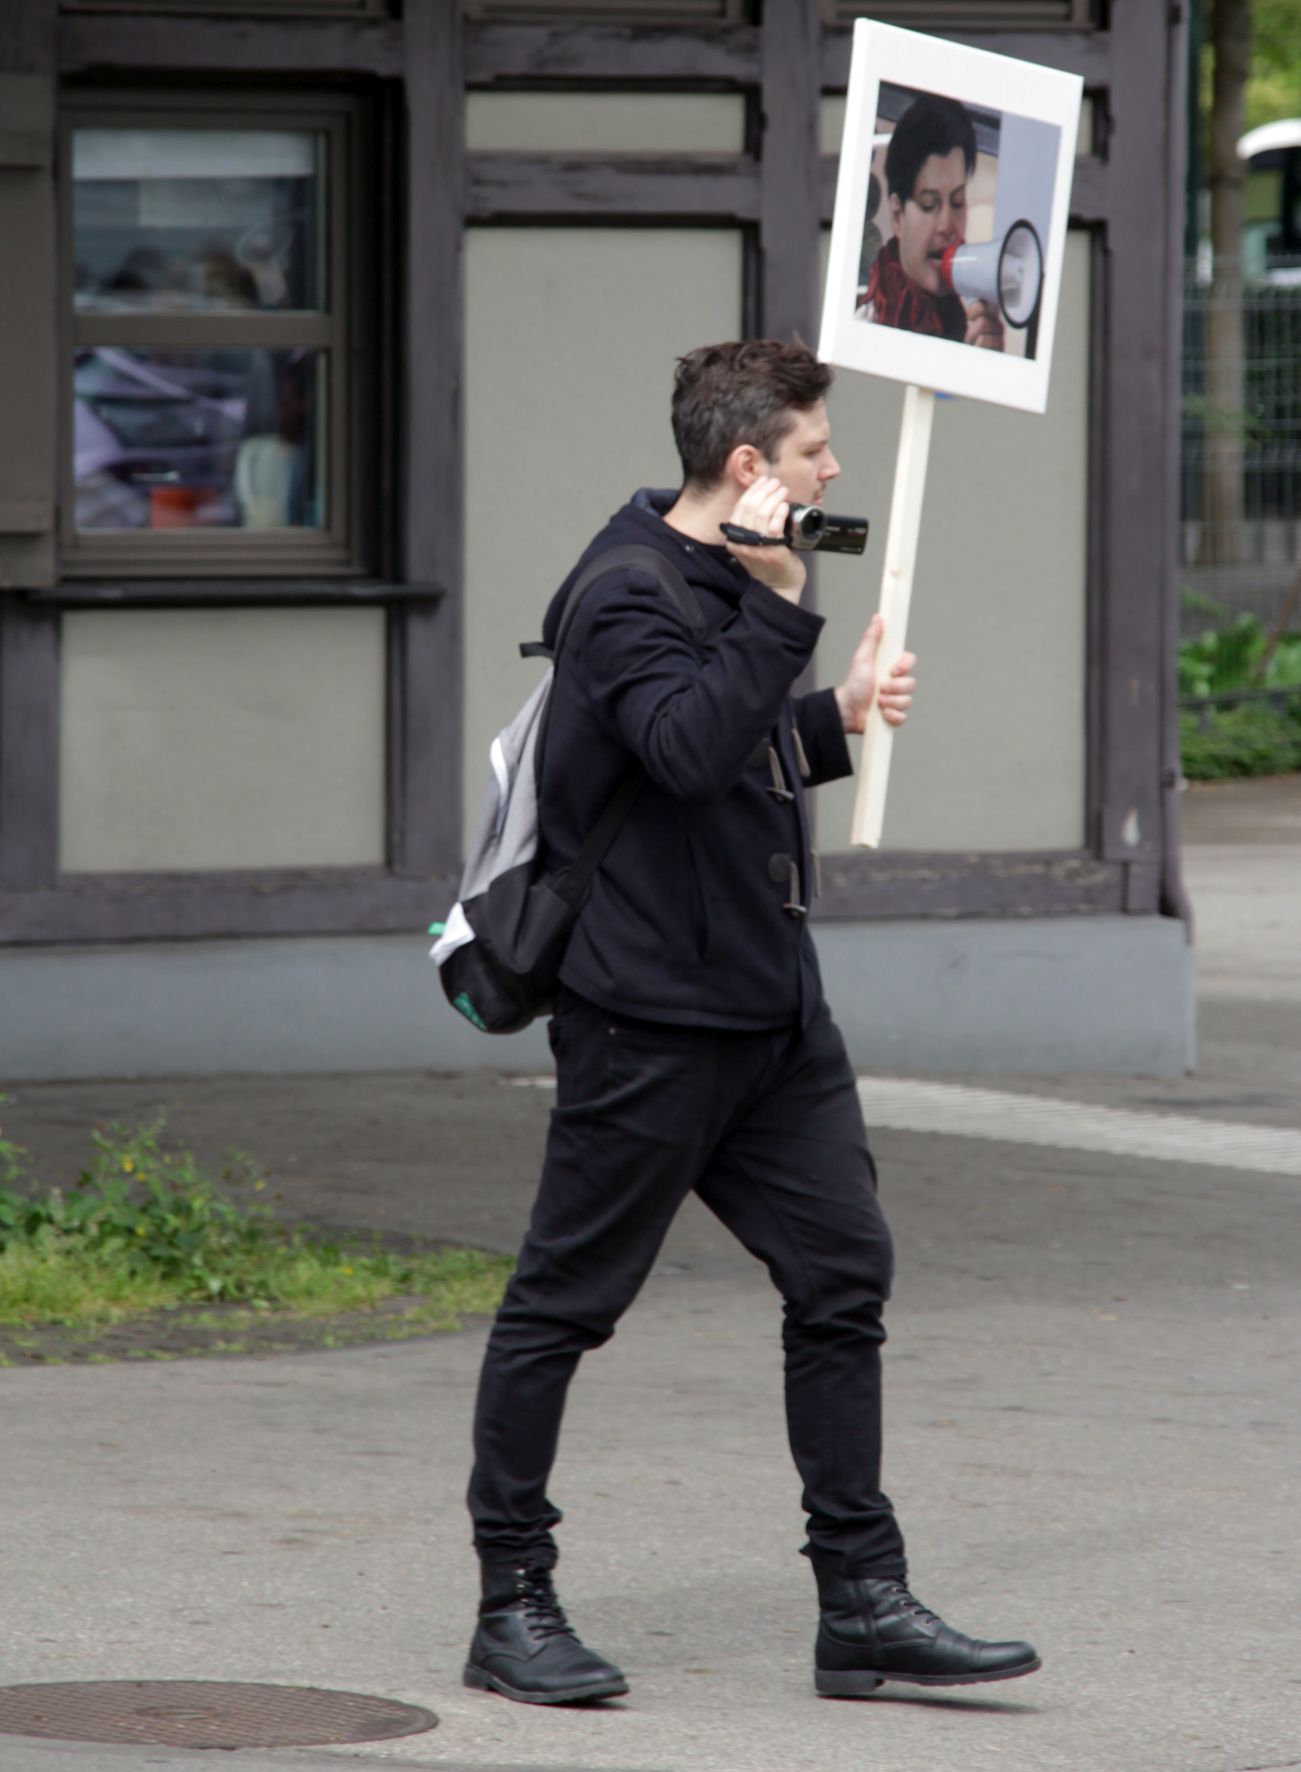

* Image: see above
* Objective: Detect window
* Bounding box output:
[62,93,369,577]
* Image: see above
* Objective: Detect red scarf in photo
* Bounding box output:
[866,238,967,343]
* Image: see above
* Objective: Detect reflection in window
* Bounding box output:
[75,347,326,532]
[73,129,326,314]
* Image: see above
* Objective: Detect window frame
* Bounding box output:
[59,86,370,580]
[61,0,389,17]
[463,1,749,20]
[821,0,1097,22]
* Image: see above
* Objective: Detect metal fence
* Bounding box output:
[1180,257,1301,693]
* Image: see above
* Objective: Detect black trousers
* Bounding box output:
[467,989,907,1579]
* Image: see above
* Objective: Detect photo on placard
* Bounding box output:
[820,22,1083,414]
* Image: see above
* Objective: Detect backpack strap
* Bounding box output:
[536,544,708,894]
[555,542,706,658]
[519,542,707,662]
[554,767,646,906]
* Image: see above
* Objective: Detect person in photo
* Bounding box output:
[863,93,1005,351]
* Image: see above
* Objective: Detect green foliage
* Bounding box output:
[1179,604,1301,777]
[1180,394,1269,442]
[1180,695,1301,778]
[1179,614,1265,696]
[0,1120,276,1305]
[1199,0,1301,140]
[1179,612,1301,698]
[1245,0,1301,132]
[1180,582,1233,623]
[0,1113,513,1330]
[0,1118,24,1189]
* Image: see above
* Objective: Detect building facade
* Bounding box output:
[0,0,1193,1079]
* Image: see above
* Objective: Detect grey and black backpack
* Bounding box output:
[430,545,705,1033]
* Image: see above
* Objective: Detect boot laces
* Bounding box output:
[516,1569,577,1641]
[881,1581,944,1630]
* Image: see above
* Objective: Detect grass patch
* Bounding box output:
[0,1111,511,1349]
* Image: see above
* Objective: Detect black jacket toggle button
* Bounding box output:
[764,743,795,802]
[768,853,807,917]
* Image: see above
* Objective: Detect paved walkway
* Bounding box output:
[1,777,1298,1772]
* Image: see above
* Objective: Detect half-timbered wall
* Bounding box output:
[0,1,1194,1076]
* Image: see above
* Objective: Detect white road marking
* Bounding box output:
[855,1079,1301,1177]
[504,1074,1301,1176]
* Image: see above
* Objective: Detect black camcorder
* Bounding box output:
[720,504,869,556]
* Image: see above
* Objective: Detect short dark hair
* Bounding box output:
[884,94,977,205]
[671,339,834,489]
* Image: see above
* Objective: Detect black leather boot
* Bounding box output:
[463,1562,628,1705]
[813,1566,1041,1696]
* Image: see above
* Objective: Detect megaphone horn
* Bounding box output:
[939,219,1043,329]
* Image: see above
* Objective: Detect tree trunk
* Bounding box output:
[1204,0,1250,565]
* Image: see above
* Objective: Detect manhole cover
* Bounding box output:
[0,1681,437,1749]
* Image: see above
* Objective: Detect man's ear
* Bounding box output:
[888,192,903,239]
[727,443,763,489]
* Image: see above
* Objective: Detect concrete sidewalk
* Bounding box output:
[0,777,1298,1772]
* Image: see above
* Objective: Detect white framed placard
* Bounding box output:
[819,20,1083,414]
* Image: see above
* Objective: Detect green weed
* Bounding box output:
[0,1110,512,1332]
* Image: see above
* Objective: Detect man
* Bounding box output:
[864,93,1005,351]
[463,339,1037,1705]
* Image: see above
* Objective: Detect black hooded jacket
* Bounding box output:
[538,488,854,1029]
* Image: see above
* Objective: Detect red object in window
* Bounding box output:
[150,486,217,528]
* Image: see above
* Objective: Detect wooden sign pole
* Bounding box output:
[850,383,936,849]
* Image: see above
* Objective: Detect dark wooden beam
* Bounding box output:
[821,28,1111,90]
[468,153,760,222]
[1156,2,1192,926]
[1095,2,1178,913]
[1084,224,1107,852]
[0,0,55,75]
[0,847,1129,944]
[57,14,405,75]
[759,0,821,344]
[465,22,759,87]
[0,870,456,945]
[813,851,1126,923]
[0,599,59,892]
[24,581,446,609]
[394,0,464,879]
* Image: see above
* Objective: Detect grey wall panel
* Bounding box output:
[0,917,1192,1080]
[463,225,743,843]
[467,90,746,153]
[59,607,387,872]
[817,915,1193,1076]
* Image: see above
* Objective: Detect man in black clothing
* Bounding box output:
[463,339,1039,1705]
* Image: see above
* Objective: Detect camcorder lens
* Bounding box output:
[786,505,826,548]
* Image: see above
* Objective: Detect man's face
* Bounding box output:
[889,147,968,296]
[760,400,840,507]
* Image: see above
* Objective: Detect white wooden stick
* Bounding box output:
[850,383,936,849]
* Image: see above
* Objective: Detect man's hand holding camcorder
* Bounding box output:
[723,476,807,604]
[835,612,917,734]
